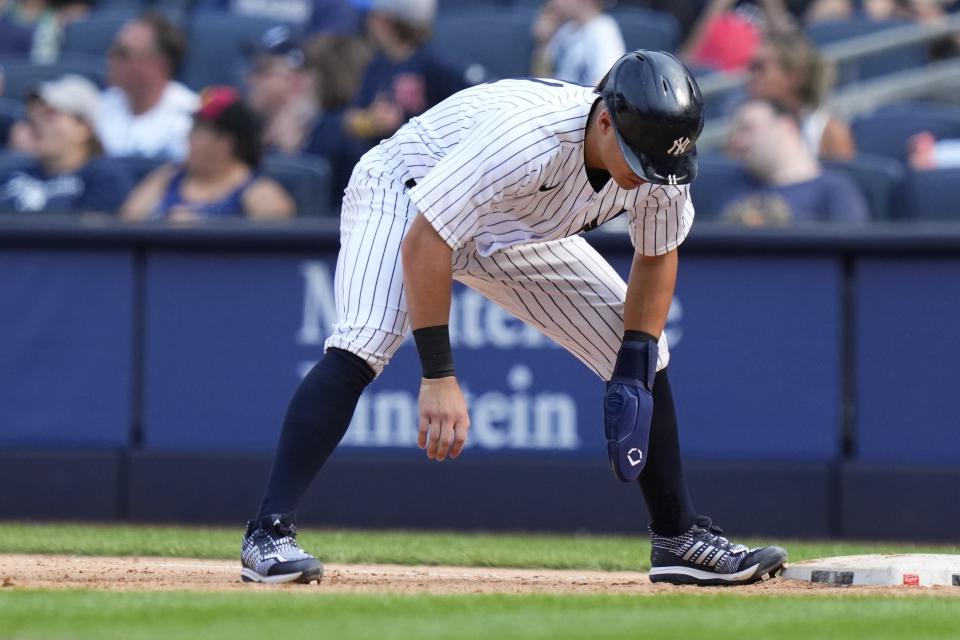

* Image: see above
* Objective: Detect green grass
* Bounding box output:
[2,523,959,640]
[1,591,959,640]
[0,522,957,571]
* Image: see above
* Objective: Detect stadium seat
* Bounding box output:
[689,153,755,220]
[115,155,167,185]
[0,98,23,148]
[92,0,185,13]
[61,9,141,57]
[852,103,960,162]
[181,13,292,91]
[92,0,144,8]
[438,0,515,11]
[687,62,718,77]
[806,17,914,46]
[822,153,905,220]
[611,8,681,53]
[0,55,107,101]
[261,153,332,217]
[805,19,928,84]
[0,151,35,182]
[151,0,191,15]
[432,8,536,80]
[898,168,960,220]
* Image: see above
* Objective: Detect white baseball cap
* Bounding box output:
[368,0,436,27]
[29,75,101,127]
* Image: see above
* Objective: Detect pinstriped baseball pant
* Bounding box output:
[325,149,671,379]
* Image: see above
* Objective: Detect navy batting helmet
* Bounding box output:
[597,50,704,186]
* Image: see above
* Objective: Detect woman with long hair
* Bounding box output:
[746,31,856,160]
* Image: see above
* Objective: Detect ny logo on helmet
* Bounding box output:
[667,137,692,157]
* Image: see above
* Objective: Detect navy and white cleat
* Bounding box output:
[648,516,787,586]
[240,514,324,584]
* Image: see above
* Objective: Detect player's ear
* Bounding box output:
[597,108,613,135]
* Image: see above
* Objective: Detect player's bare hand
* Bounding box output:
[417,376,470,461]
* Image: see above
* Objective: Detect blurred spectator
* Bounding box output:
[747,31,855,159]
[245,26,318,155]
[0,0,92,63]
[2,64,16,148]
[302,33,372,208]
[0,0,47,57]
[805,0,960,57]
[531,0,625,86]
[618,0,824,40]
[909,132,960,168]
[680,0,798,72]
[96,11,199,160]
[193,0,359,35]
[343,0,469,149]
[615,0,709,40]
[804,0,956,22]
[782,0,824,18]
[244,26,371,209]
[0,104,14,148]
[121,87,294,221]
[7,95,41,152]
[0,75,132,214]
[720,99,868,224]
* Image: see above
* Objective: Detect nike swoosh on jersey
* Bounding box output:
[538,183,560,192]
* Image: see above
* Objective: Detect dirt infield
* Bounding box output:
[1,554,957,596]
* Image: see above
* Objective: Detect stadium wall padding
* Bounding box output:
[1,222,959,539]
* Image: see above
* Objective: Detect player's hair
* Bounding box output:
[763,31,836,108]
[306,35,374,111]
[138,10,187,77]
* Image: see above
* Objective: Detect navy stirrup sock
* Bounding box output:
[256,348,374,519]
[638,369,698,537]
[256,348,695,535]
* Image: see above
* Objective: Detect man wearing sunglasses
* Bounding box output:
[95,11,199,160]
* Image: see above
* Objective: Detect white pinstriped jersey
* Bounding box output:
[378,78,695,257]
[327,77,689,378]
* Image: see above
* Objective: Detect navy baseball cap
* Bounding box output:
[245,25,306,69]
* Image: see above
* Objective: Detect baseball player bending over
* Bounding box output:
[241,51,788,586]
